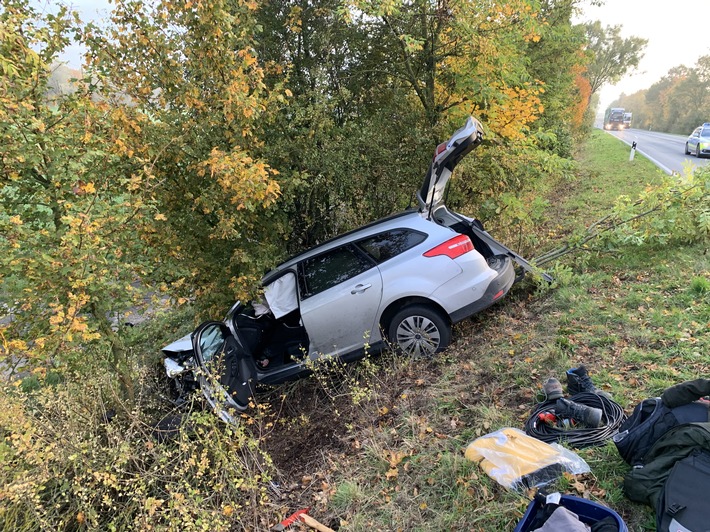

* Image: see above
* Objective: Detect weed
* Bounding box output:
[690,275,710,295]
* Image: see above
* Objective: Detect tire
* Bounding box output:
[387,305,451,358]
[685,143,690,155]
[697,145,702,158]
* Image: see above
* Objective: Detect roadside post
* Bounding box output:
[629,141,637,161]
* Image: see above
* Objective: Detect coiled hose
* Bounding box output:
[524,392,627,448]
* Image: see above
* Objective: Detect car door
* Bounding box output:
[298,243,383,358]
[689,128,701,150]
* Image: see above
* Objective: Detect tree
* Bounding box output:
[0,0,155,391]
[343,0,550,137]
[526,0,590,149]
[0,0,282,391]
[250,0,594,252]
[583,21,647,98]
[84,0,283,311]
[612,53,710,134]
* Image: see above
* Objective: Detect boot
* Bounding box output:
[555,398,603,428]
[566,365,606,396]
[542,377,564,401]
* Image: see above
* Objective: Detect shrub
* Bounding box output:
[0,365,275,531]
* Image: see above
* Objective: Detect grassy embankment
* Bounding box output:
[280,129,709,531]
[2,130,707,531]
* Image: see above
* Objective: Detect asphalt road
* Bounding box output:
[606,128,710,175]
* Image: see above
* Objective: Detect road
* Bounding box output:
[605,128,709,175]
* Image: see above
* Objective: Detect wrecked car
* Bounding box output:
[161,117,545,423]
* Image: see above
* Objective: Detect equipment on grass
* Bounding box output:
[555,398,603,428]
[464,427,590,491]
[542,378,564,401]
[525,392,626,448]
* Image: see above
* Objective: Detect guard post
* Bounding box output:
[629,141,637,161]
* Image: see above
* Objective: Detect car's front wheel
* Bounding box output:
[697,145,702,158]
[685,143,690,155]
[387,305,451,358]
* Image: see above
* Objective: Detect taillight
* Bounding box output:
[433,142,447,159]
[423,235,474,259]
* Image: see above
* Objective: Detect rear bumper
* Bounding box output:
[449,255,515,323]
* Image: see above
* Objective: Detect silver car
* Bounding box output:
[161,117,545,422]
[685,123,710,158]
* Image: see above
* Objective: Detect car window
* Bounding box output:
[702,128,710,137]
[357,229,427,264]
[299,245,375,299]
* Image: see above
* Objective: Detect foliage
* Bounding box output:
[254,0,592,246]
[0,367,275,531]
[1,0,286,387]
[613,56,710,134]
[84,0,284,312]
[341,0,548,134]
[603,163,710,247]
[527,0,590,146]
[582,21,647,98]
[536,150,710,266]
[445,131,577,251]
[0,0,155,386]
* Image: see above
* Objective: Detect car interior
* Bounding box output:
[233,272,310,371]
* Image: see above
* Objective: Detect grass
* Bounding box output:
[3,130,706,530]
[277,130,708,531]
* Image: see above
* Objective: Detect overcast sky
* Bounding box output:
[55,0,710,110]
[576,0,710,109]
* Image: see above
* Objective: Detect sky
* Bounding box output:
[575,0,710,110]
[53,0,710,111]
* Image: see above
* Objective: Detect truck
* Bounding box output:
[623,112,632,128]
[604,107,626,130]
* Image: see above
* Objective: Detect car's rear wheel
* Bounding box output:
[387,305,451,358]
[685,143,690,155]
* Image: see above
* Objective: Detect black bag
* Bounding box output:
[613,397,708,466]
[657,449,710,531]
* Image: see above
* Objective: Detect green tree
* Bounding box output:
[253,0,588,248]
[526,0,590,152]
[641,57,710,133]
[583,21,647,99]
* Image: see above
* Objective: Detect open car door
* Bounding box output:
[191,322,256,424]
[417,116,484,219]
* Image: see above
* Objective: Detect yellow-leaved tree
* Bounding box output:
[0,0,282,390]
[0,1,158,390]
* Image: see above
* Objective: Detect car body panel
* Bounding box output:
[300,264,383,357]
[162,333,193,356]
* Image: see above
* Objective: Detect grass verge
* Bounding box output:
[291,130,708,531]
[1,130,706,530]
